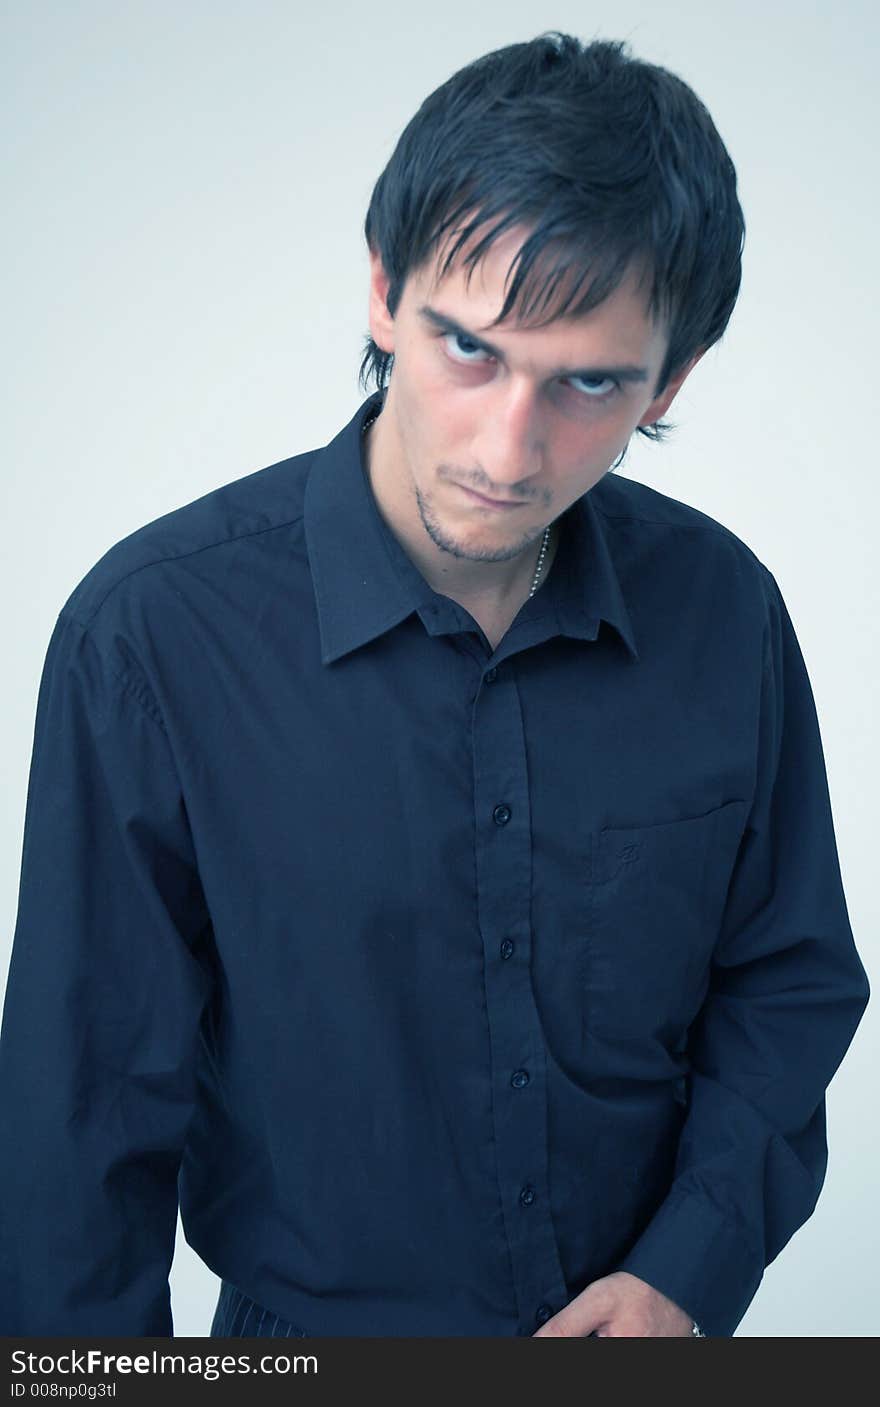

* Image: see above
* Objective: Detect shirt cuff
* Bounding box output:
[614,1188,765,1337]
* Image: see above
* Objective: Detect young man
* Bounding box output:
[0,33,869,1338]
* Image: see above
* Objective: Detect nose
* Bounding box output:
[469,380,546,495]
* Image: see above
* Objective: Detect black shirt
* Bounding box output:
[0,389,869,1336]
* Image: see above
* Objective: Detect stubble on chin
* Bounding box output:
[413,480,548,565]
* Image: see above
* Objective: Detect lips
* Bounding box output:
[457,484,524,509]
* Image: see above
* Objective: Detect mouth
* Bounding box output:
[456,484,527,511]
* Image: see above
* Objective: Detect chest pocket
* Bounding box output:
[585,797,748,1042]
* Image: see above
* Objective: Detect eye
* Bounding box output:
[442,330,620,402]
[567,373,619,400]
[443,331,492,364]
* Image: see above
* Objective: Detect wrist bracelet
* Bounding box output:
[691,1320,706,1337]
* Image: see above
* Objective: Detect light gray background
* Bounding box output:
[2,0,876,1337]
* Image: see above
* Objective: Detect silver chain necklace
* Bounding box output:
[363,409,552,598]
[528,522,551,597]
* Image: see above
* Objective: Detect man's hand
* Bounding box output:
[532,1271,695,1337]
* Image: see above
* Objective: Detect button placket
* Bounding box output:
[470,656,568,1334]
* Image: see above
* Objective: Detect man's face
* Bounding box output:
[368,224,700,567]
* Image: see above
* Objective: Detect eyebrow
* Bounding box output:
[416,305,651,383]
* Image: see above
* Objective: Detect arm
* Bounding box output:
[609,568,870,1335]
[0,610,212,1334]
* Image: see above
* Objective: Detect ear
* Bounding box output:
[368,247,396,354]
[637,349,706,427]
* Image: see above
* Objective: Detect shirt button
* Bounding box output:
[519,1185,536,1206]
[500,938,515,960]
[484,666,498,683]
[535,1304,553,1326]
[493,803,512,825]
[511,1069,530,1089]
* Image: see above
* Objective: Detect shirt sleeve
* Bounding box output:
[0,609,213,1334]
[614,568,870,1336]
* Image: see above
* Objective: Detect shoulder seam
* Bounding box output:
[593,502,773,577]
[70,508,307,627]
[595,503,738,537]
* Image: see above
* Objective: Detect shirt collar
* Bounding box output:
[303,389,639,665]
